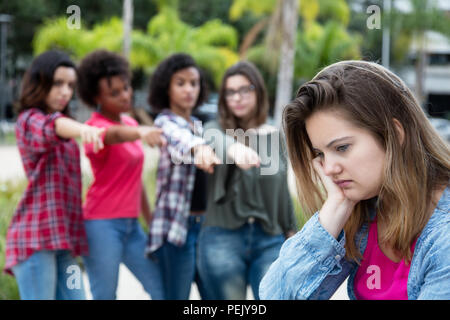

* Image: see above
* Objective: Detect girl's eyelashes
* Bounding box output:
[53,80,63,87]
[53,80,76,90]
[110,86,130,97]
[314,151,324,158]
[313,144,349,158]
[336,144,350,152]
[176,80,199,87]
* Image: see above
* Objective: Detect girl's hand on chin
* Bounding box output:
[312,157,358,239]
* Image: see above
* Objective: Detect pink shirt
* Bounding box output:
[354,219,417,300]
[83,112,144,220]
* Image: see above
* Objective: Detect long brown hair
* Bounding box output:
[19,50,76,116]
[283,60,450,263]
[218,61,268,131]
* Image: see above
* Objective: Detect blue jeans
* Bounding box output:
[197,220,285,300]
[12,250,86,300]
[152,215,206,300]
[83,218,164,300]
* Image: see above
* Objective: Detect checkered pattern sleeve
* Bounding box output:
[17,109,66,154]
[155,114,205,164]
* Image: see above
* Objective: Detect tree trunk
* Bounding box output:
[123,0,134,58]
[273,0,299,128]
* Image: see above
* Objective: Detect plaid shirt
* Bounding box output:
[4,109,88,274]
[146,110,205,254]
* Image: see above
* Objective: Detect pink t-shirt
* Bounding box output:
[354,219,417,300]
[83,112,144,220]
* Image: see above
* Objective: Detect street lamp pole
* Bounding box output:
[382,0,391,69]
[123,0,133,59]
[0,14,12,138]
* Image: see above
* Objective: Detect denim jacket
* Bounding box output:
[259,186,450,300]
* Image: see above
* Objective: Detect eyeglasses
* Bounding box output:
[225,85,255,100]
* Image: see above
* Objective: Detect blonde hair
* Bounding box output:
[283,60,450,263]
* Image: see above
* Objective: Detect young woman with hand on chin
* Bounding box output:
[76,50,166,300]
[4,50,104,300]
[259,60,450,300]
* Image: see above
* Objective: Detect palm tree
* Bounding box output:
[229,0,357,126]
[32,1,240,89]
[273,0,299,126]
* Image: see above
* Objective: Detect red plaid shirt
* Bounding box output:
[4,108,88,274]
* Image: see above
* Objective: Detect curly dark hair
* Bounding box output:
[148,53,208,112]
[19,50,76,115]
[77,49,131,108]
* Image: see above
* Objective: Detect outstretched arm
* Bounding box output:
[54,117,105,153]
[104,125,166,147]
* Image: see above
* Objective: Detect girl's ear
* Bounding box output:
[393,118,405,146]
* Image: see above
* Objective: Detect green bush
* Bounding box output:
[0,132,16,145]
[0,180,26,300]
[292,195,307,231]
[138,165,158,233]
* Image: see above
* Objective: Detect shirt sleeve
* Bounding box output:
[155,115,205,164]
[416,220,450,300]
[259,212,352,300]
[18,110,66,154]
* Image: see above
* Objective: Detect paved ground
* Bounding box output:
[82,264,253,300]
[82,265,348,300]
[0,145,349,300]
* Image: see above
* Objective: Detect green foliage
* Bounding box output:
[247,20,361,83]
[33,17,85,57]
[141,7,240,85]
[315,0,350,26]
[0,132,17,145]
[229,0,276,20]
[138,163,159,233]
[0,0,158,63]
[232,0,360,86]
[294,21,361,80]
[193,20,238,49]
[230,0,349,25]
[0,180,26,300]
[32,6,240,88]
[34,17,125,58]
[292,194,307,230]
